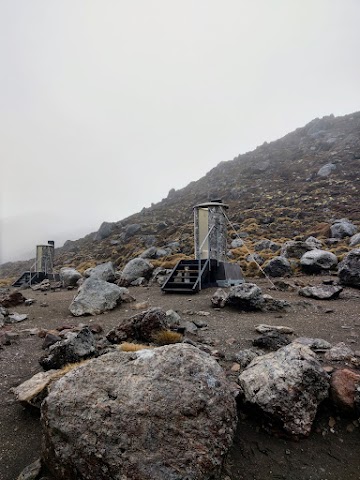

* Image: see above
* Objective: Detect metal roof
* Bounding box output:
[193,201,229,209]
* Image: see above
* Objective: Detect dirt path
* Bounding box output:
[1,277,360,480]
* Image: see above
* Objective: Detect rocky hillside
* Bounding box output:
[1,111,360,281]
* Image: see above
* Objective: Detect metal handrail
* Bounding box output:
[197,225,215,291]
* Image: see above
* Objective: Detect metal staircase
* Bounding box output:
[12,271,46,287]
[161,259,215,293]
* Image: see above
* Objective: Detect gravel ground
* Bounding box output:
[1,276,360,480]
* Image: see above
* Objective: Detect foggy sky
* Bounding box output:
[1,0,360,263]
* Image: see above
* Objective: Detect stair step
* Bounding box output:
[165,281,196,287]
[162,287,198,293]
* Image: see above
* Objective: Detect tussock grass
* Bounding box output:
[153,330,183,345]
[118,342,153,352]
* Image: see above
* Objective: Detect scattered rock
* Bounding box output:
[245,253,264,265]
[42,332,62,349]
[263,256,292,277]
[293,337,332,350]
[230,238,244,248]
[24,299,35,306]
[305,236,323,249]
[338,248,360,288]
[273,280,297,292]
[12,370,61,408]
[165,309,181,328]
[253,331,291,350]
[0,291,26,308]
[238,343,330,436]
[324,342,354,362]
[119,258,154,286]
[281,241,314,259]
[255,324,294,334]
[84,262,116,283]
[60,268,82,287]
[330,368,360,413]
[106,307,167,344]
[300,249,338,272]
[93,221,116,241]
[192,318,208,328]
[262,294,291,311]
[16,458,42,480]
[234,349,261,369]
[227,283,264,310]
[31,279,51,291]
[317,163,336,177]
[69,278,124,316]
[39,327,96,370]
[42,344,237,480]
[211,288,228,308]
[349,233,360,248]
[299,285,343,300]
[130,300,150,310]
[6,313,28,324]
[254,239,281,252]
[330,219,358,239]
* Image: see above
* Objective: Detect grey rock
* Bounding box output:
[255,324,294,334]
[305,236,323,249]
[245,253,264,265]
[324,342,354,361]
[12,370,60,408]
[192,318,208,328]
[230,238,244,248]
[293,337,332,350]
[69,278,124,316]
[106,308,167,344]
[84,262,116,283]
[317,163,336,177]
[130,277,148,286]
[281,241,314,259]
[253,331,291,350]
[16,458,42,480]
[211,288,228,308]
[42,344,237,480]
[6,312,28,323]
[300,249,338,272]
[94,221,116,241]
[0,305,8,316]
[299,284,343,300]
[254,239,281,252]
[166,309,181,328]
[330,218,358,239]
[122,223,141,240]
[349,233,360,247]
[262,294,291,311]
[0,313,4,328]
[178,320,198,334]
[39,327,96,371]
[60,267,82,287]
[338,248,360,288]
[238,343,329,436]
[234,349,261,369]
[227,283,264,310]
[119,258,154,286]
[263,256,292,277]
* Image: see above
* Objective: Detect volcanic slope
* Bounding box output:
[1,111,359,280]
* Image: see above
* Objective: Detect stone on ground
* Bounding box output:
[84,262,116,283]
[299,284,343,300]
[293,337,332,350]
[253,331,291,350]
[12,370,60,408]
[324,342,354,362]
[263,256,292,277]
[41,344,237,480]
[119,258,154,286]
[60,268,82,287]
[300,249,338,272]
[255,324,294,334]
[281,241,314,259]
[39,327,96,370]
[338,249,360,288]
[69,278,124,316]
[330,368,360,413]
[330,218,357,239]
[349,233,360,248]
[238,343,329,436]
[211,288,228,308]
[227,283,264,310]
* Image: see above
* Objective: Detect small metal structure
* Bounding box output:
[12,241,60,287]
[162,200,244,293]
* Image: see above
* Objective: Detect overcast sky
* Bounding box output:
[1,0,360,263]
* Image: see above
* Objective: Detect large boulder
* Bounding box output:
[94,221,116,241]
[140,247,170,259]
[330,368,360,413]
[69,278,124,316]
[39,327,96,371]
[238,343,329,436]
[227,283,264,310]
[119,258,154,286]
[300,249,338,272]
[60,268,82,287]
[317,163,336,177]
[41,344,237,480]
[330,219,358,239]
[106,308,168,344]
[338,249,360,288]
[281,241,314,259]
[263,256,292,277]
[84,262,116,283]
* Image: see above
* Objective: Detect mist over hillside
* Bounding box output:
[1,111,359,280]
